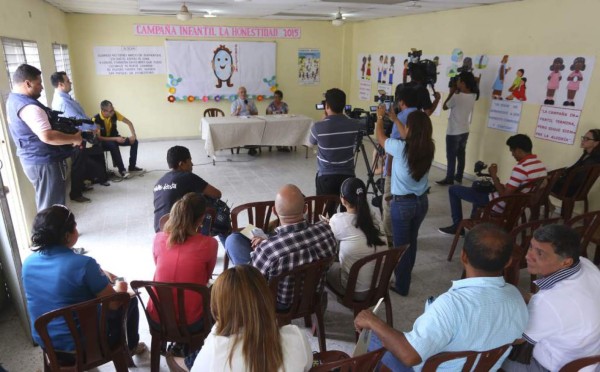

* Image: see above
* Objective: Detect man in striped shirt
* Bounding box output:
[439,134,547,235]
[309,88,364,198]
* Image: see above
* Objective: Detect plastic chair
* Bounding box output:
[158,207,216,234]
[447,194,531,261]
[224,200,278,269]
[547,164,600,220]
[34,292,132,372]
[559,355,600,372]
[130,281,213,372]
[565,210,600,264]
[310,348,386,372]
[305,195,341,224]
[421,343,511,371]
[326,246,407,339]
[268,256,334,352]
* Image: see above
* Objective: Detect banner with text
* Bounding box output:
[94,46,165,75]
[487,100,522,133]
[534,106,581,145]
[135,24,301,39]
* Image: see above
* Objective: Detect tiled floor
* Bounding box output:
[0,138,495,371]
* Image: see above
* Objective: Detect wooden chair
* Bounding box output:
[158,207,217,234]
[268,256,334,352]
[309,348,386,372]
[565,210,600,264]
[224,200,278,269]
[516,174,558,222]
[447,194,531,261]
[559,355,600,372]
[130,281,213,372]
[326,246,407,339]
[34,292,132,372]
[546,164,600,220]
[421,343,511,372]
[305,195,341,224]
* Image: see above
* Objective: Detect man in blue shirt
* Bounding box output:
[355,223,528,371]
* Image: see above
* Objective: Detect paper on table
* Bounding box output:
[352,297,385,357]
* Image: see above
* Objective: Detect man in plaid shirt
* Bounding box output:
[225,184,337,307]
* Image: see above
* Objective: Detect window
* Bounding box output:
[52,43,74,97]
[1,37,46,105]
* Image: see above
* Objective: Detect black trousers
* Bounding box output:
[69,146,86,199]
[315,173,352,215]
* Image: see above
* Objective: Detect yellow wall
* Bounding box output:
[65,15,346,139]
[347,0,600,210]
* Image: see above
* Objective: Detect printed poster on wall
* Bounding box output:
[298,49,320,85]
[487,100,522,133]
[94,46,165,75]
[165,40,276,99]
[534,106,581,145]
[359,80,371,101]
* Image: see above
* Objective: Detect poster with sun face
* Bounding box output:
[165,40,276,100]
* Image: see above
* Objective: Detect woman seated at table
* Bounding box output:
[191,265,313,372]
[266,90,289,115]
[151,192,218,370]
[326,178,387,299]
[552,128,600,195]
[22,205,146,364]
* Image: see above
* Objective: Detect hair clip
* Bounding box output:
[356,188,364,195]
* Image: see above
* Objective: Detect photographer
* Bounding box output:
[6,64,82,210]
[309,88,364,200]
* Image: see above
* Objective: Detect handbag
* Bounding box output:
[206,198,231,236]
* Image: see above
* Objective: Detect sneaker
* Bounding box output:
[129,342,147,356]
[438,225,465,236]
[72,247,87,254]
[70,195,91,203]
[435,179,454,186]
[128,166,144,172]
[119,171,130,179]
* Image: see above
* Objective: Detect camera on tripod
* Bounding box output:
[348,108,376,136]
[49,110,99,145]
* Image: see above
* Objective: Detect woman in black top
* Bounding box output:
[552,129,600,195]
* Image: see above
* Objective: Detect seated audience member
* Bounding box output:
[224,184,336,307]
[439,134,547,236]
[502,224,600,372]
[355,223,528,371]
[326,177,387,298]
[151,193,218,370]
[93,100,143,178]
[231,86,259,155]
[22,205,146,362]
[190,265,313,372]
[153,146,221,233]
[266,90,289,115]
[551,128,600,195]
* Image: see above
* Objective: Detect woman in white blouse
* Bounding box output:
[326,178,387,299]
[191,265,313,372]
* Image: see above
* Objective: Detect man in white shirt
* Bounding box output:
[230,86,259,155]
[502,224,600,372]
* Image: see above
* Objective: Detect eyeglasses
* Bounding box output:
[52,204,72,224]
[581,136,595,141]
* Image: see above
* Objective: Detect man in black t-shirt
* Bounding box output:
[153,146,222,232]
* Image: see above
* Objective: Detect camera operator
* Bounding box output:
[6,64,82,211]
[309,88,364,202]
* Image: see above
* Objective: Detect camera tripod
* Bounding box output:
[353,131,384,209]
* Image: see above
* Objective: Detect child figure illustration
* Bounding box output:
[361,56,367,79]
[382,55,389,81]
[388,56,395,85]
[510,77,527,101]
[506,69,524,100]
[544,57,564,105]
[492,55,511,99]
[402,59,409,84]
[366,55,372,80]
[377,55,384,83]
[564,57,586,106]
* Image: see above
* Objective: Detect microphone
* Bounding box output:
[244,99,248,105]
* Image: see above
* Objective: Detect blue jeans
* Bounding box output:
[22,159,67,211]
[224,233,252,265]
[448,185,490,225]
[102,137,139,172]
[445,133,469,181]
[368,333,414,372]
[390,194,428,295]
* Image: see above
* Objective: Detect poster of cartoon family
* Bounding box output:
[298,49,320,85]
[165,40,276,99]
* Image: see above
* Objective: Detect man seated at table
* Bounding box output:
[231,86,260,155]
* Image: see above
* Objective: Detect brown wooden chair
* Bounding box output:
[326,246,407,339]
[158,207,216,234]
[565,210,600,264]
[34,292,132,372]
[421,343,511,371]
[505,218,560,292]
[546,164,600,220]
[268,256,334,352]
[559,355,600,372]
[224,200,278,269]
[516,175,558,222]
[447,194,531,261]
[305,195,341,224]
[130,281,213,372]
[309,348,386,372]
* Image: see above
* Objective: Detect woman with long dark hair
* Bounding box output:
[552,128,600,195]
[326,177,386,297]
[375,106,435,296]
[191,265,313,372]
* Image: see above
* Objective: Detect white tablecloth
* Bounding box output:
[260,115,313,147]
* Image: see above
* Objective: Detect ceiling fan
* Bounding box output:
[332,8,345,26]
[177,3,192,21]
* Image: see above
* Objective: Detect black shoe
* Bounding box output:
[544,99,551,105]
[438,225,465,236]
[570,101,575,106]
[128,166,143,172]
[70,195,91,203]
[563,100,570,106]
[454,176,463,184]
[248,148,258,156]
[389,287,409,297]
[548,99,555,105]
[436,179,454,186]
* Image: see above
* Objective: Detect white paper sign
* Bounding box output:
[487,100,522,133]
[94,46,165,75]
[359,80,372,101]
[534,106,581,145]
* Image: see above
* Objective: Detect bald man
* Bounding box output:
[224,184,336,307]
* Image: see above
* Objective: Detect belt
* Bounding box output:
[392,194,417,201]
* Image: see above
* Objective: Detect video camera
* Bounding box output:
[49,111,99,145]
[407,48,438,89]
[315,101,352,114]
[472,161,496,193]
[374,90,394,111]
[347,108,377,136]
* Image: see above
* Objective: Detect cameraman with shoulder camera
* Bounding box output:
[6,64,82,210]
[309,88,364,199]
[395,67,441,116]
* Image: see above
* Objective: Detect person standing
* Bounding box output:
[6,64,81,210]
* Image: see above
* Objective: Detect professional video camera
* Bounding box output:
[347,108,376,136]
[448,57,473,89]
[472,160,495,193]
[407,48,438,89]
[49,110,99,145]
